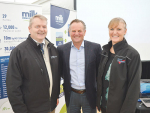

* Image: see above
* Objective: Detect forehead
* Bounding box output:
[70,22,84,30]
[32,18,47,25]
[109,21,125,28]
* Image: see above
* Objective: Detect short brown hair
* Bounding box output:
[108,17,127,29]
[29,14,47,27]
[69,19,86,30]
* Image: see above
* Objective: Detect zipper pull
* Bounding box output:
[41,69,43,74]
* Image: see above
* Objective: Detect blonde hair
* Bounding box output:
[29,14,47,27]
[108,17,127,29]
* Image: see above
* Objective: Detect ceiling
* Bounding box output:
[0,0,74,15]
[0,0,38,4]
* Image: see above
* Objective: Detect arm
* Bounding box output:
[120,53,142,113]
[6,49,28,113]
[96,44,102,78]
[57,47,64,79]
[96,44,102,111]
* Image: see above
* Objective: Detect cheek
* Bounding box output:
[44,29,47,32]
[79,33,84,36]
[119,33,124,40]
[109,32,112,37]
[71,33,75,36]
[109,31,113,34]
[45,30,47,34]
[33,29,38,33]
[120,31,125,36]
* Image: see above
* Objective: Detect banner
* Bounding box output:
[50,4,76,46]
[50,4,76,113]
[0,2,42,113]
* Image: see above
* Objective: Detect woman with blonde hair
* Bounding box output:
[96,17,142,113]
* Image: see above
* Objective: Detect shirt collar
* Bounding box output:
[71,40,84,48]
[32,38,45,46]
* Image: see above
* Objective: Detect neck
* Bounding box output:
[33,38,44,43]
[73,42,82,50]
[30,36,44,43]
[110,46,115,54]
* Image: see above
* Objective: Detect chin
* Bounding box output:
[112,40,119,44]
[38,36,45,39]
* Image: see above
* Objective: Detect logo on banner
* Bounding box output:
[56,32,63,46]
[55,15,64,25]
[0,26,2,29]
[51,5,70,29]
[22,10,37,19]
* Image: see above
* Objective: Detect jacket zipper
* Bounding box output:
[35,59,44,76]
[106,55,116,112]
[99,53,108,108]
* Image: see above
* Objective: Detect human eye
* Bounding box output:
[35,26,39,28]
[110,28,114,30]
[43,26,47,28]
[117,28,121,31]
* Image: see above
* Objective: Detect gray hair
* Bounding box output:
[69,19,86,31]
[29,14,47,27]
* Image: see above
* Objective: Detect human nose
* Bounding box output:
[75,31,79,35]
[113,29,117,34]
[39,27,44,31]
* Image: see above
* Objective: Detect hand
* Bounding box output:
[57,99,59,105]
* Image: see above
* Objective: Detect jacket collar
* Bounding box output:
[27,34,54,48]
[103,38,128,54]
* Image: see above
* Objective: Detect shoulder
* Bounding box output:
[84,40,101,46]
[9,40,28,59]
[12,40,28,53]
[124,44,141,63]
[126,44,140,57]
[84,40,102,52]
[57,41,71,50]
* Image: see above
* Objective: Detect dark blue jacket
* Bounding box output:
[57,40,102,109]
